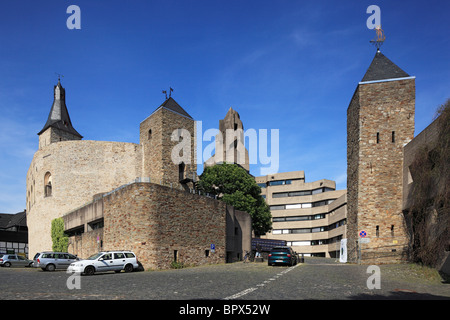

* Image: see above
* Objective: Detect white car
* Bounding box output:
[67,251,139,275]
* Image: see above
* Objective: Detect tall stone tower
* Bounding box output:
[204,107,250,172]
[37,80,83,149]
[140,97,197,189]
[347,49,415,263]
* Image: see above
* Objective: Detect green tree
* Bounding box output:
[406,99,450,267]
[198,163,272,235]
[51,218,69,252]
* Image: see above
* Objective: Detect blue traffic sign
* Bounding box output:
[359,230,367,238]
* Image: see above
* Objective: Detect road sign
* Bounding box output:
[210,244,215,253]
[359,238,370,244]
[359,230,367,238]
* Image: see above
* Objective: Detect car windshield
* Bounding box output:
[86,253,104,260]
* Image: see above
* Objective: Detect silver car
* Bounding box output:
[33,252,80,271]
[0,254,33,267]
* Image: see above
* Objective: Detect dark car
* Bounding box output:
[268,246,297,266]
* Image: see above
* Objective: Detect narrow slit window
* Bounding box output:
[376,132,380,144]
[392,131,395,143]
[179,162,185,181]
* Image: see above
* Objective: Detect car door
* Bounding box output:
[111,252,126,271]
[55,253,71,269]
[8,255,19,267]
[97,253,113,272]
[16,255,29,267]
[67,253,79,264]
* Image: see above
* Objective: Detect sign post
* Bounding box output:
[358,230,370,263]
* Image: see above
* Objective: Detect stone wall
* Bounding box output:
[63,182,251,270]
[103,182,227,269]
[402,116,440,210]
[38,127,82,150]
[26,140,142,256]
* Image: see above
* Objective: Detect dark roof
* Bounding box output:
[37,81,83,138]
[157,97,193,119]
[0,211,27,229]
[361,50,410,82]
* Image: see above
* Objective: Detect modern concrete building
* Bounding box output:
[255,171,347,257]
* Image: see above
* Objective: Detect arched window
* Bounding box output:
[44,172,52,197]
[148,129,152,140]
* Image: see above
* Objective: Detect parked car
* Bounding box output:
[67,251,139,275]
[268,246,297,266]
[33,252,80,271]
[0,254,33,267]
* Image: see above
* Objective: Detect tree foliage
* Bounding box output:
[51,218,69,252]
[405,99,450,267]
[198,163,272,235]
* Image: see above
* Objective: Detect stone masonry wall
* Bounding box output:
[347,78,415,264]
[26,140,142,257]
[102,183,227,270]
[347,87,361,261]
[38,127,82,150]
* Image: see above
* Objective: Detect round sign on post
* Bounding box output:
[359,230,367,238]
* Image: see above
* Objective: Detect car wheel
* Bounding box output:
[4,262,11,267]
[46,264,56,271]
[84,266,95,276]
[124,264,134,273]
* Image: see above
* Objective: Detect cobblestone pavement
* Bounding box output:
[0,257,448,300]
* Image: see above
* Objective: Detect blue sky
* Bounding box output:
[1,0,449,213]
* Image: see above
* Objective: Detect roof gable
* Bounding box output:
[157,97,193,119]
[361,50,410,82]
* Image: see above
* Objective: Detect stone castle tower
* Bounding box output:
[140,97,197,187]
[347,49,415,263]
[27,82,197,256]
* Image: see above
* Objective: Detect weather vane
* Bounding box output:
[370,25,385,50]
[55,72,64,82]
[162,87,174,99]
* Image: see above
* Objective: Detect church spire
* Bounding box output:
[37,80,82,149]
[38,80,83,138]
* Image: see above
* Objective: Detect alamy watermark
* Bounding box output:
[366,265,381,289]
[171,121,280,175]
[67,5,81,30]
[66,270,81,290]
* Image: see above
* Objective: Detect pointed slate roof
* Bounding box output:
[157,97,193,119]
[361,49,410,82]
[37,81,83,138]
